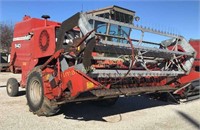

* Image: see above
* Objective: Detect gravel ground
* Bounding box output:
[0,72,199,130]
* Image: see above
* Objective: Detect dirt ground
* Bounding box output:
[0,72,199,130]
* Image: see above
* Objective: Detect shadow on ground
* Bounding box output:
[18,90,26,96]
[176,110,200,129]
[60,95,174,122]
[0,85,25,96]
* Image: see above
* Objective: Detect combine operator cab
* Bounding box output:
[7,6,198,116]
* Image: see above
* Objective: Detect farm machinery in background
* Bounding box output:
[6,5,199,116]
[0,49,10,72]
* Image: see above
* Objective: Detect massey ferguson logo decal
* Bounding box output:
[15,43,21,48]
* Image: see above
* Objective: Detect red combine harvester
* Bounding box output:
[7,6,199,116]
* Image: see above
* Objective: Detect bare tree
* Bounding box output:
[0,23,14,51]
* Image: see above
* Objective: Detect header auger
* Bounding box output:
[7,6,199,116]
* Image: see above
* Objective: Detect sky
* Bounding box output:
[0,0,199,41]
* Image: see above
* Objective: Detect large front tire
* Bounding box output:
[26,69,60,116]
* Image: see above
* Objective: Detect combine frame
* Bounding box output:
[7,6,199,116]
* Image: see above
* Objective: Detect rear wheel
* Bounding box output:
[6,78,19,97]
[26,68,60,116]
